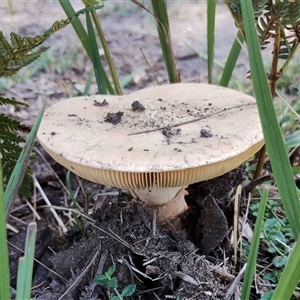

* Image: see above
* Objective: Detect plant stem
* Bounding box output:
[113,287,123,300]
[91,11,122,95]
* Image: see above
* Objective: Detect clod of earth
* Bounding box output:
[131,100,145,112]
[37,83,264,229]
[200,128,213,138]
[104,111,123,125]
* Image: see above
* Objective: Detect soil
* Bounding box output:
[0,1,284,300]
[9,148,244,300]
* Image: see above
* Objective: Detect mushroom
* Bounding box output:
[37,83,264,229]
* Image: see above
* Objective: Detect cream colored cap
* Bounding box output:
[38,83,264,190]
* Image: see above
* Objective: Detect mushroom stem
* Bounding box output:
[131,186,188,229]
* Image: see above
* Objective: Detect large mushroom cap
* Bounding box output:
[38,83,264,190]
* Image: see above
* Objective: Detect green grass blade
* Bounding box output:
[285,129,300,149]
[292,166,300,176]
[185,44,224,72]
[16,222,37,300]
[86,12,106,94]
[151,0,178,83]
[272,235,300,299]
[58,0,92,57]
[119,67,146,89]
[4,103,46,220]
[0,161,10,300]
[219,31,243,87]
[240,0,300,238]
[59,0,115,95]
[91,11,122,95]
[66,171,78,208]
[241,189,268,299]
[82,69,94,96]
[207,0,216,83]
[6,0,14,15]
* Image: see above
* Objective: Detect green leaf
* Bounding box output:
[58,0,115,95]
[207,0,216,83]
[261,290,275,300]
[264,272,277,283]
[86,12,106,94]
[95,276,109,286]
[273,256,287,268]
[285,129,300,149]
[121,284,136,297]
[151,0,178,83]
[94,265,118,288]
[241,189,268,299]
[89,10,122,95]
[106,265,116,277]
[292,166,300,176]
[219,31,243,87]
[16,222,37,300]
[267,247,277,254]
[0,161,10,300]
[106,277,118,289]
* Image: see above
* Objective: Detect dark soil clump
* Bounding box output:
[105,111,124,125]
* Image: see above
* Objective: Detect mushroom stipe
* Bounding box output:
[38,83,264,229]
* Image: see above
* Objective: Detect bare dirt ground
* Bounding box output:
[1,1,266,299]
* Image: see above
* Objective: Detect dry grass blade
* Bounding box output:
[39,205,95,223]
[233,184,242,267]
[35,147,70,196]
[140,47,160,85]
[225,263,247,300]
[33,176,68,234]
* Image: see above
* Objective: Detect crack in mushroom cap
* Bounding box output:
[38,83,264,190]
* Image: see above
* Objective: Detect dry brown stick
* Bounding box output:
[35,147,70,196]
[252,144,267,184]
[140,47,160,85]
[128,103,255,136]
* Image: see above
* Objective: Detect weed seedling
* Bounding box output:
[94,265,136,300]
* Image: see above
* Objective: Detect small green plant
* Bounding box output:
[242,197,295,297]
[94,265,136,300]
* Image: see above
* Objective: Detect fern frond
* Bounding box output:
[225,0,300,63]
[0,113,33,198]
[0,32,13,60]
[0,114,27,132]
[252,0,268,18]
[0,97,27,107]
[0,4,103,78]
